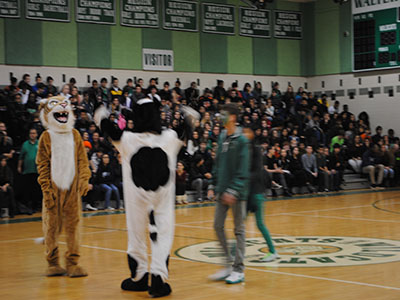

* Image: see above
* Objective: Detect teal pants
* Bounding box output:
[253,194,276,254]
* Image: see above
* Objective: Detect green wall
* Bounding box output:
[0,0,352,76]
[314,0,341,75]
[0,19,4,64]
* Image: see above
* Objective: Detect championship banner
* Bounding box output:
[274,10,302,39]
[202,3,235,35]
[0,0,20,18]
[239,7,270,38]
[163,0,198,32]
[26,0,69,22]
[76,0,115,24]
[121,0,159,28]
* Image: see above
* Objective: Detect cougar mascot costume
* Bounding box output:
[36,96,91,277]
[95,98,198,297]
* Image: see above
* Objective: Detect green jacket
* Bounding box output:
[209,127,250,201]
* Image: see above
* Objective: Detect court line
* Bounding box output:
[71,242,400,292]
[175,223,288,236]
[0,230,115,243]
[3,189,400,225]
[286,213,400,224]
[372,199,400,215]
[175,201,400,226]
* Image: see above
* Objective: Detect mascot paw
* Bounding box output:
[121,273,149,291]
[67,265,88,278]
[148,274,172,298]
[46,265,67,276]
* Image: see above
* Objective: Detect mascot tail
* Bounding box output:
[149,210,158,242]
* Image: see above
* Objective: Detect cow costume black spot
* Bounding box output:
[94,97,198,298]
[130,147,169,191]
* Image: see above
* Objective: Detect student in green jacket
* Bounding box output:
[207,104,250,284]
[243,126,280,262]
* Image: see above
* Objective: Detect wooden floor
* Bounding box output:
[1,189,400,299]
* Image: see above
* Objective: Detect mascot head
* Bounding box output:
[131,98,162,134]
[39,96,75,132]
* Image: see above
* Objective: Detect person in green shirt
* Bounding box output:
[207,104,250,284]
[18,128,40,214]
[330,130,345,152]
[243,126,280,262]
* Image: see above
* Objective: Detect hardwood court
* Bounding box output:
[1,189,400,299]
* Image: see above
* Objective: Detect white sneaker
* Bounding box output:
[86,204,98,211]
[106,207,115,211]
[271,182,282,190]
[208,267,232,281]
[225,271,244,284]
[260,252,280,262]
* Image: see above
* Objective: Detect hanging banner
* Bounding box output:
[142,48,174,71]
[76,0,115,24]
[26,0,70,22]
[163,0,198,32]
[202,3,235,35]
[0,0,20,18]
[274,10,302,39]
[121,0,159,28]
[239,7,270,38]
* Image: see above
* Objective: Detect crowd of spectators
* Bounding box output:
[1,73,400,217]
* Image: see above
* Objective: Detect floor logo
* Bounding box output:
[175,236,400,267]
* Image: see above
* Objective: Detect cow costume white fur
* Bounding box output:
[95,98,198,297]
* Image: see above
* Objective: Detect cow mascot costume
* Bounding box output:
[36,96,91,277]
[95,97,198,297]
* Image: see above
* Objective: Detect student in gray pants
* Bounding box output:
[207,104,250,284]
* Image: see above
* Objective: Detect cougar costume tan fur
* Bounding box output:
[36,96,91,277]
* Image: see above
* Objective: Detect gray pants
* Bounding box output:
[362,164,384,185]
[213,198,246,273]
[191,178,208,200]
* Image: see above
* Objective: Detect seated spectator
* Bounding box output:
[132,84,145,103]
[328,100,340,115]
[277,149,292,191]
[190,154,211,202]
[381,144,395,186]
[82,174,97,211]
[316,145,331,192]
[213,80,227,102]
[187,131,200,156]
[185,81,199,104]
[264,147,292,196]
[301,145,318,192]
[387,129,399,145]
[329,144,344,191]
[0,156,16,218]
[330,130,345,152]
[95,154,121,210]
[109,77,123,104]
[0,123,14,160]
[362,144,385,189]
[348,135,364,173]
[372,126,383,145]
[176,161,188,204]
[159,81,172,101]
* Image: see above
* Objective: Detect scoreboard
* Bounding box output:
[353,4,400,72]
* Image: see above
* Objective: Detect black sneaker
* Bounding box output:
[121,273,149,291]
[149,274,171,298]
[283,189,292,197]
